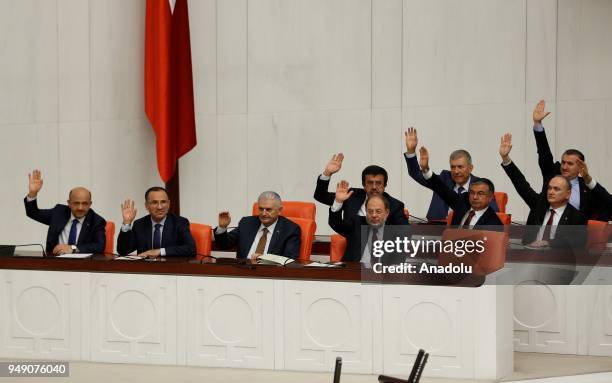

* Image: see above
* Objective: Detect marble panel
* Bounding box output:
[217,0,247,114]
[372,0,402,108]
[189,0,217,115]
[216,114,248,217]
[526,0,557,103]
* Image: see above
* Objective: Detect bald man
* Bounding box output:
[24,169,107,255]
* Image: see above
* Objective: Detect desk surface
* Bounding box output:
[0,253,487,286]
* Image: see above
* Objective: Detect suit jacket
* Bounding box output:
[329,208,410,263]
[314,175,409,225]
[214,216,301,259]
[534,129,610,220]
[117,214,196,256]
[424,172,503,229]
[404,154,499,220]
[24,197,106,254]
[502,161,587,248]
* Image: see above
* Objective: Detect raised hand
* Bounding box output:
[28,169,43,198]
[499,133,513,162]
[121,199,137,225]
[334,180,354,203]
[218,211,231,228]
[576,158,592,184]
[323,153,344,177]
[419,146,430,172]
[533,100,550,124]
[404,127,418,154]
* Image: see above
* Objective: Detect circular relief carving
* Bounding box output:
[403,302,451,352]
[513,281,556,328]
[207,294,253,343]
[16,287,61,335]
[110,290,156,339]
[305,298,351,348]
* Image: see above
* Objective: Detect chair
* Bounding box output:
[190,223,213,260]
[494,192,508,213]
[438,228,509,275]
[104,221,115,254]
[330,234,347,263]
[251,201,316,220]
[446,211,511,226]
[587,220,610,251]
[286,217,316,261]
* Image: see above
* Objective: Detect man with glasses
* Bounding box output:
[417,147,503,229]
[117,186,195,257]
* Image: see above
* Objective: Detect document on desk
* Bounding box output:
[256,254,295,265]
[56,253,92,259]
[304,261,340,268]
[114,255,143,261]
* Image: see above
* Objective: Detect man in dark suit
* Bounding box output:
[404,127,499,221]
[416,147,503,230]
[117,187,195,257]
[215,191,301,259]
[314,154,408,225]
[24,169,106,255]
[499,133,587,249]
[329,180,410,263]
[531,100,610,220]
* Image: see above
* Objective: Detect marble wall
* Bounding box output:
[1,0,611,244]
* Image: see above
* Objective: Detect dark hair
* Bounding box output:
[366,195,390,211]
[471,178,495,194]
[562,149,585,161]
[361,165,388,186]
[550,175,572,191]
[145,186,169,201]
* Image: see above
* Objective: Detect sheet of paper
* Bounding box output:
[56,253,92,259]
[114,255,143,261]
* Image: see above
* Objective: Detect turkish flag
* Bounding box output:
[145,0,196,183]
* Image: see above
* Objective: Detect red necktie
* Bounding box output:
[542,209,555,241]
[462,210,475,229]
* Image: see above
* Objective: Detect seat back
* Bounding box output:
[494,192,508,213]
[439,228,509,275]
[190,223,213,260]
[252,201,316,220]
[104,221,115,254]
[587,220,610,251]
[330,234,347,263]
[286,217,316,261]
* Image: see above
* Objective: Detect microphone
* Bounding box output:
[413,353,429,383]
[407,349,425,383]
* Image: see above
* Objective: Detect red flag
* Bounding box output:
[145,0,197,183]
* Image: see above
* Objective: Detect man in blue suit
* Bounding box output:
[214,191,301,260]
[404,127,499,221]
[24,169,107,255]
[117,186,195,257]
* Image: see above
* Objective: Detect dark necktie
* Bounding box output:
[542,209,555,241]
[153,223,162,249]
[68,219,79,245]
[457,186,465,195]
[255,228,269,254]
[462,210,475,229]
[369,228,379,264]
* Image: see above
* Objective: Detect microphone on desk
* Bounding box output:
[407,349,425,383]
[0,243,46,257]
